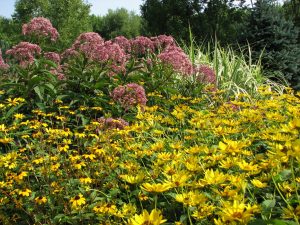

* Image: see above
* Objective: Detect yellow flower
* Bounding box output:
[128,209,167,225]
[70,193,86,208]
[192,204,215,220]
[18,189,32,197]
[120,173,145,184]
[0,137,13,144]
[93,203,118,215]
[175,191,207,206]
[14,113,25,120]
[140,182,172,193]
[217,200,259,224]
[79,177,93,184]
[200,169,227,186]
[251,179,268,188]
[35,196,47,204]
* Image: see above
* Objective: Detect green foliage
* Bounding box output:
[244,0,300,90]
[140,0,249,45]
[0,59,58,108]
[282,0,300,41]
[91,8,141,39]
[13,0,92,48]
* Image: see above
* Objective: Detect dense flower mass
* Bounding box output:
[44,52,61,65]
[22,17,59,41]
[112,36,131,53]
[111,83,147,109]
[195,64,217,84]
[151,35,176,50]
[71,32,105,58]
[0,49,9,70]
[130,36,155,55]
[91,41,127,75]
[158,45,194,75]
[6,42,41,67]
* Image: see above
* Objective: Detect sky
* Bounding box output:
[0,0,143,18]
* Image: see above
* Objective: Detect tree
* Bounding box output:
[91,8,141,40]
[244,0,300,89]
[141,0,198,41]
[13,0,92,48]
[282,0,300,41]
[140,0,249,45]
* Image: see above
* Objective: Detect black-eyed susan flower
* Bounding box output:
[35,196,47,204]
[70,193,86,209]
[18,189,32,197]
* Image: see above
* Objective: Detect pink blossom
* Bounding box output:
[111,83,147,110]
[0,49,9,70]
[22,17,59,41]
[97,117,129,130]
[112,36,131,53]
[158,45,193,75]
[91,41,127,75]
[44,52,61,64]
[50,67,65,80]
[62,32,104,59]
[130,36,154,55]
[194,65,216,84]
[151,35,176,50]
[6,42,41,67]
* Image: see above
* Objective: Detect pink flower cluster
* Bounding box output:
[112,36,131,53]
[6,42,41,67]
[151,35,176,49]
[71,32,104,58]
[22,17,59,41]
[97,117,129,130]
[63,32,127,75]
[195,65,216,84]
[130,36,155,55]
[0,50,9,70]
[111,83,147,109]
[158,46,194,75]
[44,52,61,64]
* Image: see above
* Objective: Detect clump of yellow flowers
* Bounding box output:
[0,86,299,224]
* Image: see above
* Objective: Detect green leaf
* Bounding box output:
[262,199,276,209]
[34,86,44,101]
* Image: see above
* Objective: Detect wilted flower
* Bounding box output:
[22,17,59,41]
[158,45,193,75]
[0,49,9,70]
[195,65,216,84]
[111,83,147,110]
[97,117,129,130]
[151,35,176,50]
[6,42,41,67]
[130,36,154,55]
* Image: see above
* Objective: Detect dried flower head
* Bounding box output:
[151,35,176,50]
[22,17,59,41]
[97,117,129,130]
